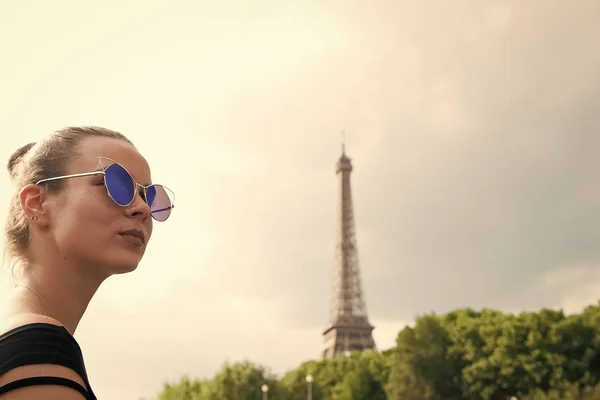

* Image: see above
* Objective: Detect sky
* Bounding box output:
[0,0,599,399]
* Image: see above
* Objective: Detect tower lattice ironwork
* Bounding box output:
[322,142,376,359]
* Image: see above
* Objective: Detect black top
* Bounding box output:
[0,322,96,399]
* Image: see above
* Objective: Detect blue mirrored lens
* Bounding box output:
[146,185,173,222]
[104,163,135,206]
[146,186,156,206]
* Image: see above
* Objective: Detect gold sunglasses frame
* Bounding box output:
[35,157,175,221]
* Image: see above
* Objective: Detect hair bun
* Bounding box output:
[7,142,36,179]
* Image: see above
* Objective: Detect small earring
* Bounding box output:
[30,216,38,221]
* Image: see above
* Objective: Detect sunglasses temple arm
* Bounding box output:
[152,206,174,213]
[36,171,104,185]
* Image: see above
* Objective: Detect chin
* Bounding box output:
[104,253,144,276]
[111,262,141,275]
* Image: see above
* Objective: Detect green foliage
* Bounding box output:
[155,300,600,400]
[522,380,600,400]
[277,349,390,399]
[156,360,280,400]
[386,313,464,400]
[385,301,600,400]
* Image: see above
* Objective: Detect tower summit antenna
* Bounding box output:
[341,130,346,154]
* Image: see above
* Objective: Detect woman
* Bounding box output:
[0,126,175,399]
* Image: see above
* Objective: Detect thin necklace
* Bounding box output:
[15,284,57,320]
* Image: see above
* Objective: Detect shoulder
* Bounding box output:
[0,365,90,399]
[0,312,62,334]
[0,314,93,399]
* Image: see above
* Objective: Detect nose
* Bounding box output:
[126,188,151,220]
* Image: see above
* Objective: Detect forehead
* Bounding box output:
[67,135,152,183]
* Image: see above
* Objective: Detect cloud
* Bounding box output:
[537,265,600,314]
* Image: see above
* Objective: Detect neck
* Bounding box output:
[12,258,105,335]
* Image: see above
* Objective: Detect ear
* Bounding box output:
[19,184,49,225]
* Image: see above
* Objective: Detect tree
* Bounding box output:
[386,313,464,400]
[154,299,600,400]
[278,350,391,400]
[158,376,203,400]
[157,361,280,400]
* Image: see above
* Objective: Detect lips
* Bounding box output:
[119,229,145,245]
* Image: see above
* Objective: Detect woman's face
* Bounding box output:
[45,136,154,277]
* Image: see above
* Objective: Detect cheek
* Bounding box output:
[55,190,117,232]
[145,219,154,241]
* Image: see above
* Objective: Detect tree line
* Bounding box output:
[150,300,600,399]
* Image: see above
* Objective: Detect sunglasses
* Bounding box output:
[35,157,175,222]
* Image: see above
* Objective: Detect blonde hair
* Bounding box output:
[4,126,133,263]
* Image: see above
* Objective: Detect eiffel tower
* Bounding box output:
[322,141,376,359]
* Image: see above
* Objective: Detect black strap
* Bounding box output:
[0,376,90,399]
